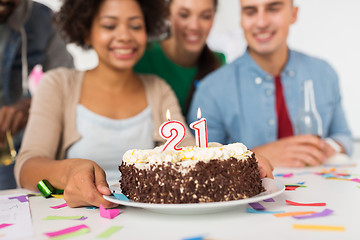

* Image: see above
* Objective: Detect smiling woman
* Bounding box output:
[14,0,195,208]
[134,0,226,114]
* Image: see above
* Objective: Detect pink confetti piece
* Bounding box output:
[28,64,43,95]
[336,173,351,177]
[351,178,360,183]
[263,198,275,202]
[100,204,120,219]
[286,200,326,206]
[8,195,28,203]
[0,223,13,229]
[249,202,266,210]
[44,224,89,238]
[282,173,293,178]
[293,209,334,219]
[50,203,68,209]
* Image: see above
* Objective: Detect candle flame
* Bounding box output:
[166,109,171,121]
[197,107,202,119]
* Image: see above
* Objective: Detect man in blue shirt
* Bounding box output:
[188,0,352,167]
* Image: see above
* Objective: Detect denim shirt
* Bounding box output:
[188,49,353,155]
[1,1,73,105]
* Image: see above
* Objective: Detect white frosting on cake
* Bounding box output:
[122,143,253,167]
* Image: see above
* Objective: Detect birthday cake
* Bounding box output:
[119,143,265,204]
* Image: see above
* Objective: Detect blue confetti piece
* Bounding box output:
[294,171,312,176]
[113,193,129,202]
[246,208,285,214]
[85,206,98,209]
[322,173,336,178]
[182,237,203,240]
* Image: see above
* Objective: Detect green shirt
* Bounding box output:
[134,42,226,114]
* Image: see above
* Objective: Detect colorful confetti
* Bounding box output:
[246,208,285,214]
[293,224,345,232]
[248,202,266,210]
[51,194,64,199]
[50,203,68,209]
[0,223,13,229]
[44,224,89,238]
[113,193,129,201]
[51,228,90,240]
[273,211,316,217]
[182,236,204,240]
[286,200,326,206]
[263,198,275,202]
[8,195,28,203]
[96,226,123,238]
[99,205,120,219]
[43,216,87,220]
[292,209,333,219]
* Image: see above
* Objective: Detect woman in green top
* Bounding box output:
[134,0,225,114]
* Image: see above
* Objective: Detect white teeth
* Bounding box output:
[256,32,271,39]
[114,49,133,54]
[186,35,200,41]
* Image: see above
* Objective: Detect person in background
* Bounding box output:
[134,0,225,115]
[0,0,73,190]
[188,0,353,167]
[14,0,195,208]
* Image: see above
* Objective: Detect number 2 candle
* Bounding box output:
[159,109,186,151]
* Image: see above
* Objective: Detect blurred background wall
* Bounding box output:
[36,0,360,139]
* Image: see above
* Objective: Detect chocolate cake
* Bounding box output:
[119,143,265,204]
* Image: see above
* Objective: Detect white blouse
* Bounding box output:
[66,104,154,182]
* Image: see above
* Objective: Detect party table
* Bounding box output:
[1,146,359,240]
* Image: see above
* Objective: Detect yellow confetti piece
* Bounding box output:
[327,177,351,181]
[293,224,345,232]
[274,211,316,217]
[51,194,64,199]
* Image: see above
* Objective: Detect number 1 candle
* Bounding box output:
[159,109,186,151]
[190,108,208,148]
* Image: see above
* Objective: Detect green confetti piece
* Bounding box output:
[96,226,123,238]
[51,228,90,240]
[285,184,307,187]
[357,186,360,189]
[27,193,42,197]
[43,216,84,220]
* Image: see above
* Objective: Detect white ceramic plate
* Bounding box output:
[103,178,285,214]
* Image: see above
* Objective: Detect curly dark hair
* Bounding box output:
[54,0,168,48]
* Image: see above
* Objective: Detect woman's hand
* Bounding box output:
[255,153,274,179]
[61,158,118,208]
